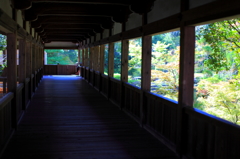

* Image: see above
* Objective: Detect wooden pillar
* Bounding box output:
[31,44,36,92]
[19,39,27,109]
[120,39,129,110]
[96,46,100,71]
[26,42,32,78]
[85,48,89,67]
[99,45,105,74]
[141,36,152,92]
[7,33,17,128]
[121,40,129,82]
[177,25,195,154]
[140,35,152,126]
[19,39,26,83]
[32,44,35,74]
[78,47,81,64]
[82,48,85,66]
[108,43,114,77]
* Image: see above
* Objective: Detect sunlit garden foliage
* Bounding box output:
[128,38,142,87]
[114,42,121,80]
[45,49,78,65]
[194,18,240,125]
[151,31,180,101]
[104,44,109,75]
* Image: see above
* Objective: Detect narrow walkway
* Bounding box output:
[1,75,178,159]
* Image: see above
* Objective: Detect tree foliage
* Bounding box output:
[45,49,78,65]
[195,18,240,125]
[0,34,6,51]
[197,19,240,72]
[150,31,180,100]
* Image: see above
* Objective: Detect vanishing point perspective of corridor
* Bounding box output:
[1,76,178,159]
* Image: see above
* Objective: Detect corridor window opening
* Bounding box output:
[104,44,109,75]
[128,37,142,88]
[44,49,78,65]
[194,17,240,125]
[150,30,180,102]
[113,41,122,80]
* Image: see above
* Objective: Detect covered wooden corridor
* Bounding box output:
[1,75,178,159]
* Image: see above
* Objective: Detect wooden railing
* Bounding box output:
[89,69,94,86]
[144,92,178,147]
[0,93,14,152]
[123,83,141,118]
[100,74,108,98]
[94,71,101,91]
[80,66,240,158]
[0,69,43,155]
[109,77,121,107]
[183,107,240,159]
[0,77,7,94]
[44,65,76,75]
[24,78,31,109]
[16,83,24,122]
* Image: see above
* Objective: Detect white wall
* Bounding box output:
[103,29,109,39]
[32,28,35,37]
[91,36,94,42]
[26,21,30,33]
[148,0,180,23]
[96,33,101,41]
[0,0,12,18]
[190,0,216,9]
[126,13,142,31]
[44,42,76,48]
[17,10,23,27]
[113,23,121,35]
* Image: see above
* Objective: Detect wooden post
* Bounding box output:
[108,42,114,99]
[19,39,26,83]
[96,46,100,72]
[19,39,27,109]
[32,44,35,74]
[85,48,89,67]
[121,39,129,82]
[26,42,32,78]
[120,39,129,110]
[7,33,17,128]
[78,47,81,64]
[100,45,105,74]
[108,43,114,78]
[141,36,152,91]
[140,35,152,126]
[31,44,36,92]
[82,48,85,66]
[177,25,195,155]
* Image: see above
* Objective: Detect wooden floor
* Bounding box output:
[1,75,179,159]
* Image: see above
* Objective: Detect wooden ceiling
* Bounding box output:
[11,0,155,43]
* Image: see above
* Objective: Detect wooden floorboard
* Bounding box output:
[1,75,179,159]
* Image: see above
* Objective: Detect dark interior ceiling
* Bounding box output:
[12,0,156,43]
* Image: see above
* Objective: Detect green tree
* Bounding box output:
[45,49,78,65]
[0,34,6,51]
[197,19,240,73]
[114,42,121,79]
[195,18,240,125]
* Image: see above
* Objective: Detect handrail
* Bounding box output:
[101,74,108,78]
[184,107,240,130]
[17,83,24,92]
[25,78,30,83]
[123,82,141,93]
[109,77,121,84]
[94,71,100,75]
[145,91,178,107]
[0,92,14,111]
